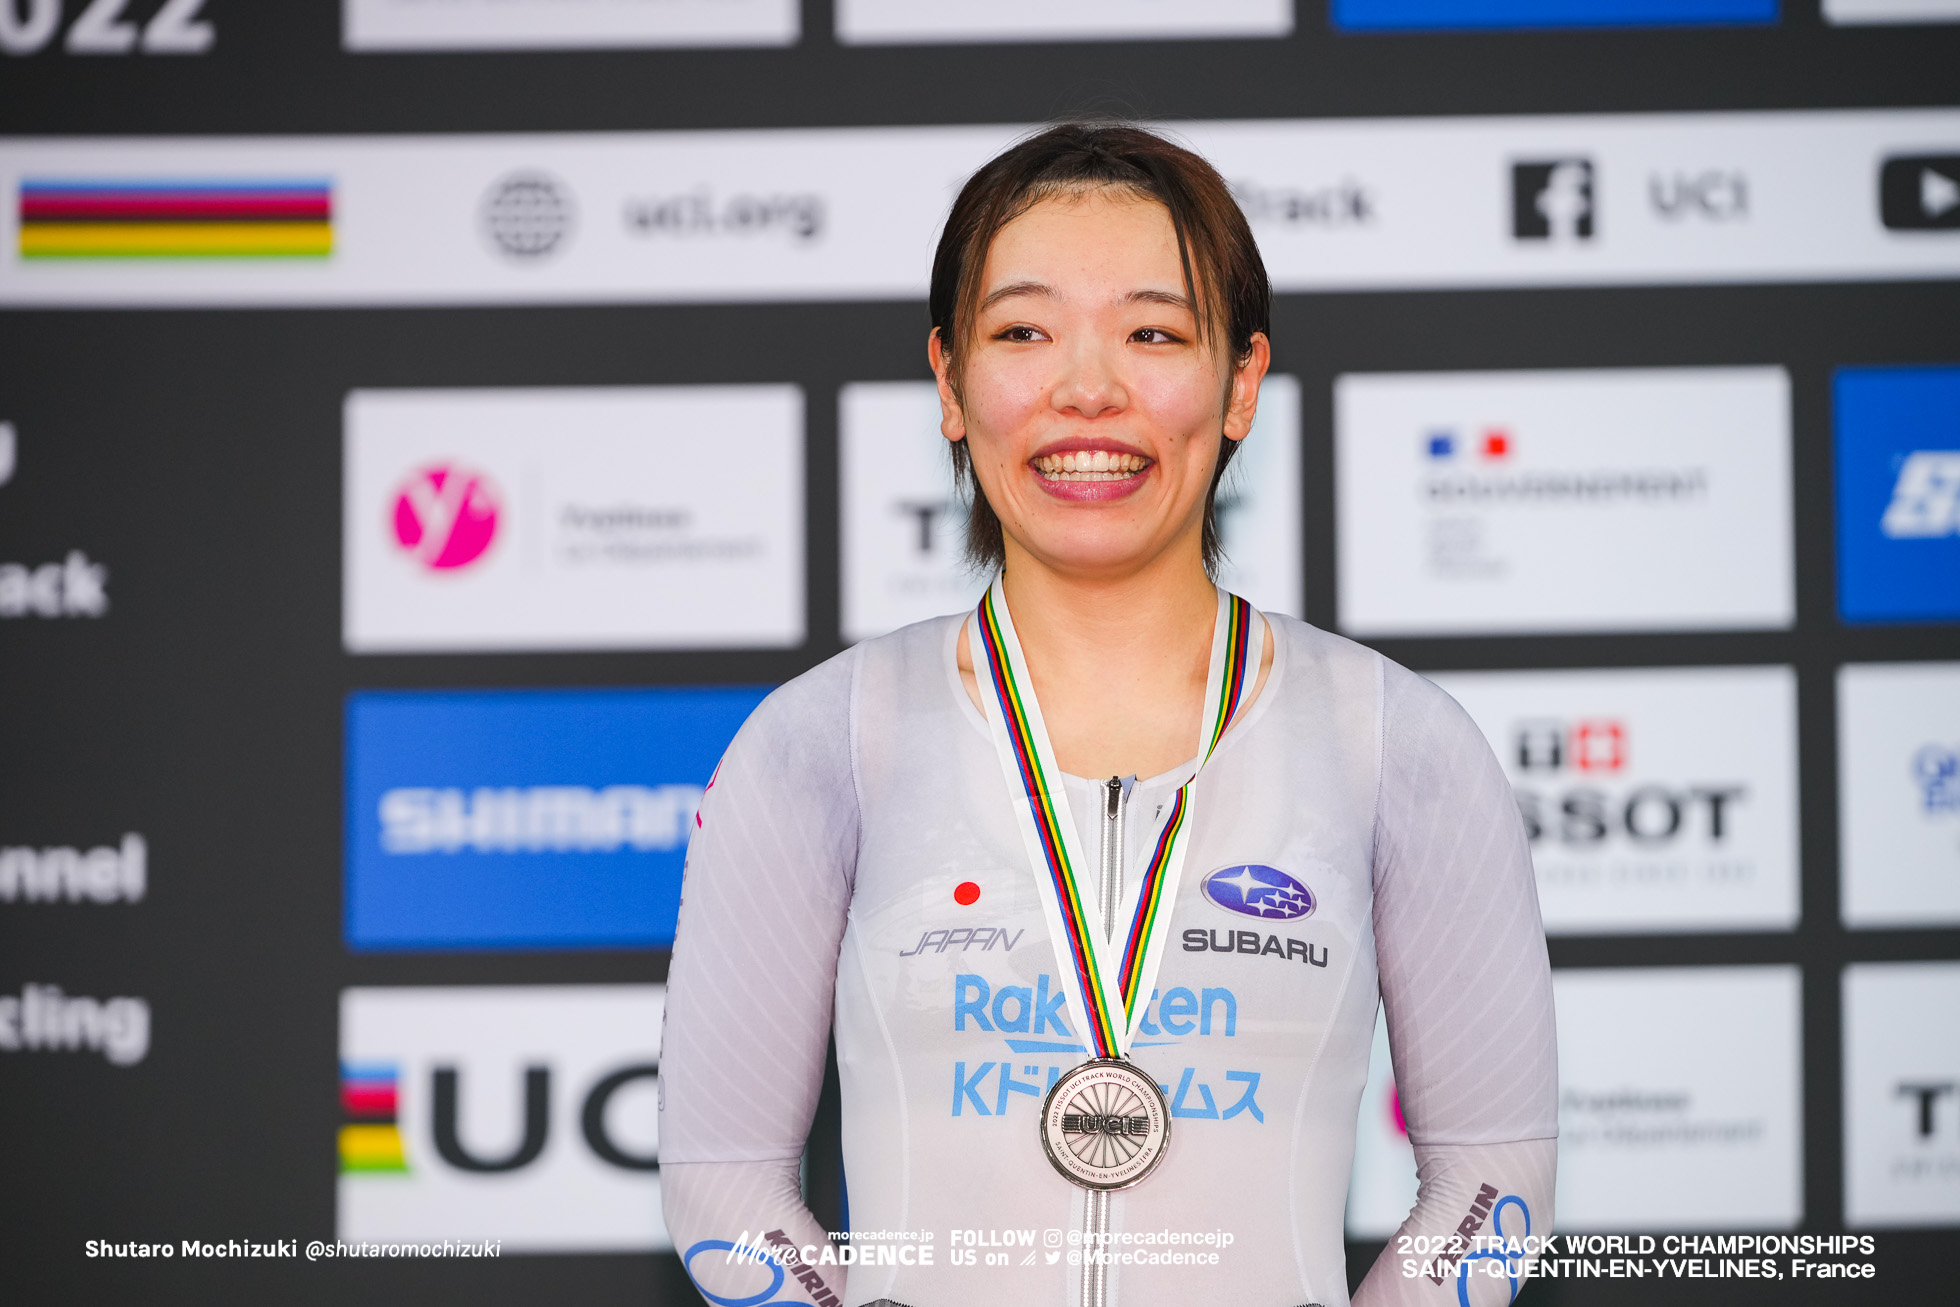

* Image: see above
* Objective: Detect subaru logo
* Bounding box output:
[1201,865,1315,921]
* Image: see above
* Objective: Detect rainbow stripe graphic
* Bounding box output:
[19,179,333,259]
[338,1061,409,1174]
[1115,594,1252,1011]
[976,591,1118,1056]
[975,588,1256,1058]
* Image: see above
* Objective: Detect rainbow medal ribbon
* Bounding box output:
[968,576,1262,1190]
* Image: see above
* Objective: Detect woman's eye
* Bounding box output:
[1131,328,1182,344]
[996,325,1044,343]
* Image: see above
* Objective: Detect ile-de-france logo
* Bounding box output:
[1201,865,1315,922]
[391,463,501,572]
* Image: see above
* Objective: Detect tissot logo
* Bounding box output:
[1515,718,1625,774]
[1512,159,1595,242]
[1879,155,1960,232]
[1515,708,1745,846]
[338,985,669,1251]
[481,172,575,260]
[1436,668,1798,935]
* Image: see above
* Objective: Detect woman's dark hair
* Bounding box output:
[929,120,1272,575]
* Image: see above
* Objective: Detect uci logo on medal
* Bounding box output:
[1200,865,1315,922]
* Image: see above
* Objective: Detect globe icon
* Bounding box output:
[482,172,574,260]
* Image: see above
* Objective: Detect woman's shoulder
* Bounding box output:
[1260,610,1476,741]
[746,612,963,735]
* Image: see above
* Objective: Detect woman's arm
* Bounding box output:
[659,650,862,1307]
[1356,663,1560,1307]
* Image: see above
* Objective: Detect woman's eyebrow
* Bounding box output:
[1125,289,1192,311]
[978,280,1052,312]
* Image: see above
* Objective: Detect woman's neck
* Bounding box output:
[982,541,1228,780]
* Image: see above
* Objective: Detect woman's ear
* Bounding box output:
[929,328,967,443]
[1223,332,1272,443]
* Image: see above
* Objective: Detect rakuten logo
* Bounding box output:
[0,983,150,1066]
[392,464,501,571]
[1880,452,1960,539]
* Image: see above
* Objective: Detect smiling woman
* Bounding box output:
[659,123,1559,1307]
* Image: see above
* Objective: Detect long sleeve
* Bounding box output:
[1355,662,1559,1307]
[659,648,862,1307]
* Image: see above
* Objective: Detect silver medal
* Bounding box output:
[1038,1058,1172,1191]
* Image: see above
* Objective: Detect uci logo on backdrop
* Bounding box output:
[337,984,669,1252]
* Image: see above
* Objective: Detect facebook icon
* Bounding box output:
[1836,366,1960,624]
[1512,160,1595,242]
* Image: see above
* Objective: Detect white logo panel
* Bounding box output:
[1844,962,1960,1227]
[1554,967,1803,1231]
[343,385,803,653]
[11,110,1960,306]
[1336,367,1792,636]
[836,0,1289,43]
[1430,666,1799,935]
[337,984,667,1252]
[840,376,1301,642]
[1838,662,1960,927]
[1348,967,1803,1234]
[344,0,796,49]
[1823,0,1960,23]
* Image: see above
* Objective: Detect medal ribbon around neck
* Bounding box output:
[969,575,1263,1061]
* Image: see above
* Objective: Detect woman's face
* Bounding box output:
[932,188,1268,582]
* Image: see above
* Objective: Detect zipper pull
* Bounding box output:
[1106,776,1121,820]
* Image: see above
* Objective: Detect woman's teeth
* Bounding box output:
[1032,450,1150,481]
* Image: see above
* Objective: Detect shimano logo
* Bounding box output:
[1880,452,1960,538]
[379,785,703,854]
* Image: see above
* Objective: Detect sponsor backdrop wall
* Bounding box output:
[3,3,1958,1304]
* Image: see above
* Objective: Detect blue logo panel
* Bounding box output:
[1331,0,1775,30]
[1836,366,1960,625]
[346,686,770,951]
